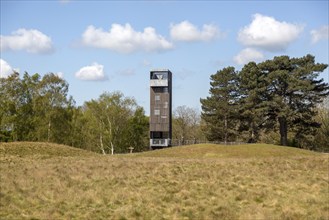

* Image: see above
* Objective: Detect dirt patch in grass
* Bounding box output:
[0,142,328,219]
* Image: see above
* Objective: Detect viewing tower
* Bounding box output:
[149,69,172,149]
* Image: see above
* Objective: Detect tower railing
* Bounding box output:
[150,138,171,147]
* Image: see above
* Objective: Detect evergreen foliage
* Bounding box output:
[239,62,267,142]
[1,54,328,151]
[201,54,329,149]
[200,67,239,143]
[258,55,328,147]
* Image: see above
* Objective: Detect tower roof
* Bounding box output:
[150,69,171,72]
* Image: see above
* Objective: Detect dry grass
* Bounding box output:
[134,143,321,158]
[0,142,328,219]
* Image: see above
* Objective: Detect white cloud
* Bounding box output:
[0,28,54,54]
[170,20,220,42]
[75,62,107,81]
[234,48,265,65]
[311,26,329,44]
[0,59,15,78]
[238,14,303,51]
[81,24,173,53]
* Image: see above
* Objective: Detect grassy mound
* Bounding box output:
[0,142,328,220]
[0,142,95,158]
[135,143,320,159]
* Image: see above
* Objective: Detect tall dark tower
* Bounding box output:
[150,69,172,149]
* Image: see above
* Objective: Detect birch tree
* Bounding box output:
[84,91,139,154]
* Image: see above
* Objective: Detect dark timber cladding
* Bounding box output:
[150,69,172,149]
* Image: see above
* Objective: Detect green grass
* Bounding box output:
[1,142,328,219]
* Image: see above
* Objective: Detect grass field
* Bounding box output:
[0,142,328,219]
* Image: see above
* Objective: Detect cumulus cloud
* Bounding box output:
[234,48,265,65]
[238,14,303,51]
[0,28,54,54]
[311,26,329,44]
[0,59,15,78]
[81,24,173,53]
[170,21,220,42]
[75,62,107,81]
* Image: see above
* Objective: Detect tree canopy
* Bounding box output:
[82,91,148,154]
[201,54,328,148]
[172,105,203,144]
[1,54,328,152]
[200,67,239,143]
[0,73,149,154]
[0,72,74,143]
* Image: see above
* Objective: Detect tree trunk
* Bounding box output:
[279,116,288,146]
[99,134,106,155]
[107,116,114,155]
[110,142,114,155]
[47,120,51,142]
[224,115,227,144]
[249,121,256,143]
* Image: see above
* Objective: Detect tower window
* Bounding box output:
[154,109,160,115]
[155,95,160,101]
[153,87,168,93]
[151,72,168,80]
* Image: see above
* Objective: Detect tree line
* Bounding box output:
[0,72,149,153]
[201,54,329,150]
[1,54,328,153]
[0,72,206,153]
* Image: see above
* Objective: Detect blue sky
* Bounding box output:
[1,1,328,115]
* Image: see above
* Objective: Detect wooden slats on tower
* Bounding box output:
[149,69,172,149]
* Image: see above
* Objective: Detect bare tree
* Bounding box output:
[173,105,201,144]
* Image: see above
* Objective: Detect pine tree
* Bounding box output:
[200,67,239,143]
[258,54,329,146]
[238,62,268,142]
